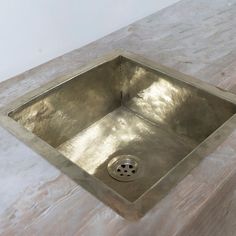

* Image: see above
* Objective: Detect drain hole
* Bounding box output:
[107,155,140,182]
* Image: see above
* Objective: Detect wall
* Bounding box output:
[0,0,179,82]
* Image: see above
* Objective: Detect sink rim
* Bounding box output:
[1,50,236,220]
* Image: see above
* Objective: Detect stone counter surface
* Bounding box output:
[1,0,236,235]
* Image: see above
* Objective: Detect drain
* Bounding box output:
[107,155,140,182]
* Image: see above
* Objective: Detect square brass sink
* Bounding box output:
[1,51,236,220]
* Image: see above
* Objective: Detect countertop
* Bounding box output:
[1,0,236,235]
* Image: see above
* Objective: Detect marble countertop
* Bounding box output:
[1,0,236,235]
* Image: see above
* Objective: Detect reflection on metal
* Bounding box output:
[1,51,236,220]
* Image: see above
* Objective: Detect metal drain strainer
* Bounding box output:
[107,155,140,182]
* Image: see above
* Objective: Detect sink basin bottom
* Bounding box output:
[58,105,196,202]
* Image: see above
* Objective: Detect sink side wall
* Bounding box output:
[9,58,123,147]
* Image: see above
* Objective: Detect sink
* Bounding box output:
[1,51,236,220]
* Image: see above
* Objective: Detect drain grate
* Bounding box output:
[107,155,140,182]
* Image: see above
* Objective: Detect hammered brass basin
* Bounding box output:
[2,52,236,220]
